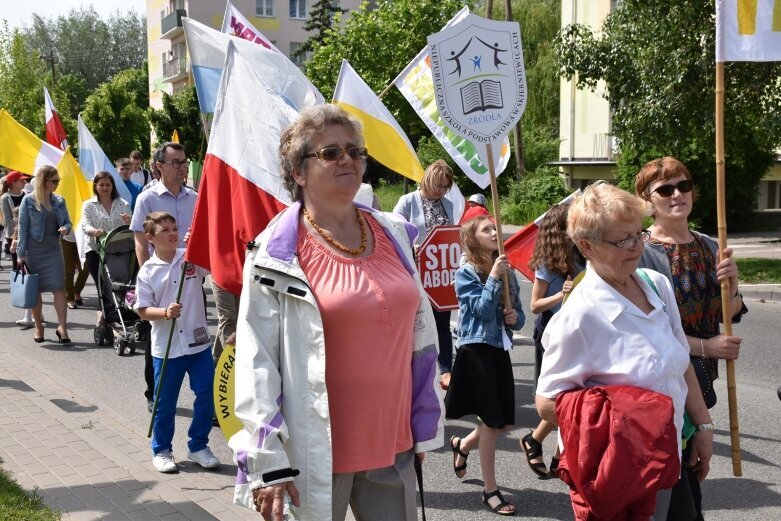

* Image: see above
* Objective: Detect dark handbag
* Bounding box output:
[691,355,717,409]
[10,262,39,309]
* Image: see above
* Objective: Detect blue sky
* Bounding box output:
[2,0,147,30]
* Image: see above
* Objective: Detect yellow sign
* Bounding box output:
[213,343,242,439]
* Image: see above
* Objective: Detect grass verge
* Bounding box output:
[736,258,781,284]
[0,458,60,521]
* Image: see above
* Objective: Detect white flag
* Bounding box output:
[716,0,781,62]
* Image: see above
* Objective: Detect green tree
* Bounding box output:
[23,7,146,117]
[81,66,150,161]
[294,0,346,59]
[148,86,204,160]
[556,0,781,230]
[305,0,471,145]
[0,22,48,134]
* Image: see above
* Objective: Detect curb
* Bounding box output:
[741,284,781,303]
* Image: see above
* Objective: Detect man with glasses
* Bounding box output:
[130,142,198,413]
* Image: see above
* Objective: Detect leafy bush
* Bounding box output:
[501,167,572,225]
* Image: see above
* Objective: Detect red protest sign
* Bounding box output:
[417,225,462,311]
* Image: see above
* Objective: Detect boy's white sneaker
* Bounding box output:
[188,447,220,469]
[152,450,178,473]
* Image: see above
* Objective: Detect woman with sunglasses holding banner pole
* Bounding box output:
[635,156,746,519]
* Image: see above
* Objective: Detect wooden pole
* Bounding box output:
[715,61,742,477]
[485,143,511,309]
[503,0,526,180]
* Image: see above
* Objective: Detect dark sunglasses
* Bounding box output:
[303,146,368,163]
[653,180,693,198]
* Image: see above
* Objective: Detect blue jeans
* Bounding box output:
[151,347,215,455]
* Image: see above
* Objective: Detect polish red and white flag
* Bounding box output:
[44,87,68,151]
[184,40,321,295]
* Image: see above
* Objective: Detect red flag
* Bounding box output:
[185,154,285,295]
[504,190,582,282]
[44,87,68,150]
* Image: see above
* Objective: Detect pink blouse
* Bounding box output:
[297,212,420,473]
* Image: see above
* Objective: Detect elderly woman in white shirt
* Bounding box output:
[81,171,131,324]
[535,182,713,520]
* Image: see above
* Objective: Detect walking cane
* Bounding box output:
[147,261,189,438]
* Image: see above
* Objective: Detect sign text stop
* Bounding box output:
[417,225,462,311]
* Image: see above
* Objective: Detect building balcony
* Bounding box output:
[161,9,186,39]
[163,56,189,83]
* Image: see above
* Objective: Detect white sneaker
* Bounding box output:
[15,318,34,329]
[152,450,178,473]
[188,447,220,469]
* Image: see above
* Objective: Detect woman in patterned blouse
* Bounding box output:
[81,171,131,324]
[636,156,746,520]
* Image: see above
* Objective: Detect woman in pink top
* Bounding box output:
[232,105,444,521]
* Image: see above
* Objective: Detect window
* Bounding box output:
[290,42,308,67]
[256,0,274,17]
[290,0,306,19]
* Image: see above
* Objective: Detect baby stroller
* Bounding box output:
[92,225,149,356]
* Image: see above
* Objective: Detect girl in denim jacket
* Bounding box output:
[445,215,525,516]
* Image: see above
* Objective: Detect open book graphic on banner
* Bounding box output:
[461,80,503,114]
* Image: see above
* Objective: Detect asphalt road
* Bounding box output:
[0,272,779,520]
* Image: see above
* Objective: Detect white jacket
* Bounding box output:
[230,202,444,519]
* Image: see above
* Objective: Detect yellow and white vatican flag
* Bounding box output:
[333,59,425,182]
[716,0,781,61]
[0,109,63,174]
[0,109,91,227]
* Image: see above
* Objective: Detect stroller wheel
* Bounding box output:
[128,340,137,356]
[93,327,105,346]
[114,336,126,356]
[104,326,114,344]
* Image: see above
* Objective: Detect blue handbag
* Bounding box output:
[10,263,39,309]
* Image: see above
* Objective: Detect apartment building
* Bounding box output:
[554,0,781,211]
[145,0,361,110]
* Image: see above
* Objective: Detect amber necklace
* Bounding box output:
[303,206,367,256]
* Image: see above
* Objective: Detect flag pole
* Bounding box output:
[485,143,511,309]
[715,60,742,477]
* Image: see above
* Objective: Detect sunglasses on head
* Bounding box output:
[653,180,693,198]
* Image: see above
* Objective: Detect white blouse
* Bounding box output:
[538,267,690,446]
[80,196,131,253]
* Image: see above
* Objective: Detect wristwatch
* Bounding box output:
[696,423,714,431]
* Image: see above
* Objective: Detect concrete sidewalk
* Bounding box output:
[0,343,255,521]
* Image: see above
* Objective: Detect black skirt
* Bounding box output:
[444,342,515,429]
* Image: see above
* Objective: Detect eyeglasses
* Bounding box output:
[161,160,190,169]
[652,180,693,198]
[603,230,650,250]
[303,146,368,163]
[48,178,61,185]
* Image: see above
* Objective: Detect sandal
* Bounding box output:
[520,431,549,478]
[482,489,515,516]
[450,435,469,479]
[547,456,560,478]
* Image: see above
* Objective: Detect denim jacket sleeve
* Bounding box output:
[455,264,502,321]
[53,195,72,234]
[508,274,526,332]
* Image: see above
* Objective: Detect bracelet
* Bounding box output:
[700,338,706,358]
[730,291,741,300]
[163,307,169,320]
[696,423,714,432]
